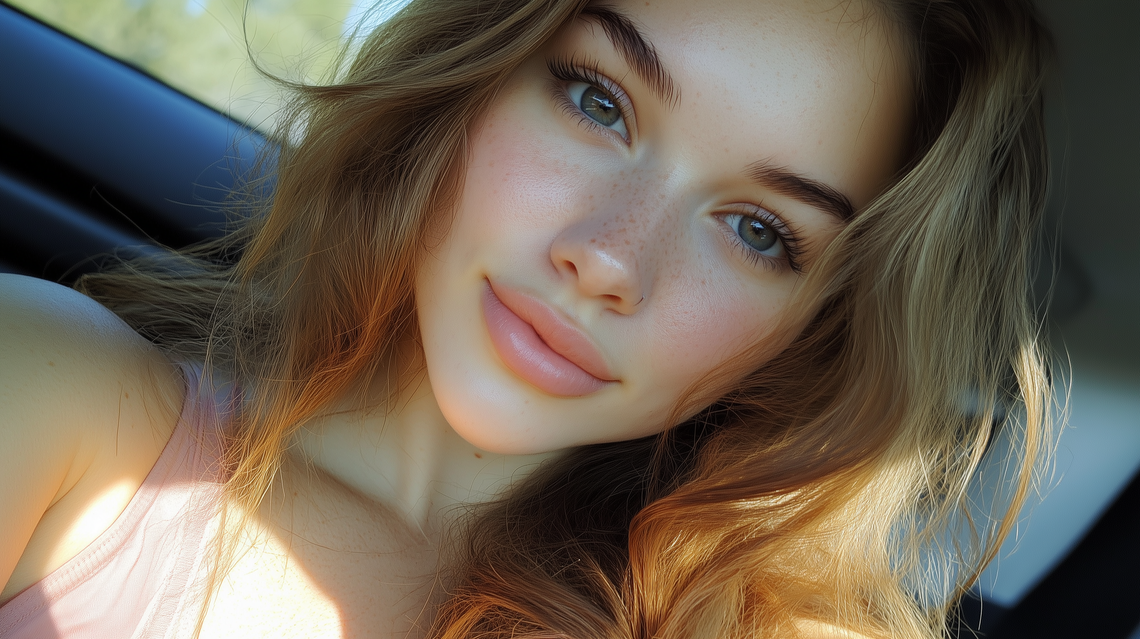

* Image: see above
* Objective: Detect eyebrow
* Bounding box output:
[577,8,854,223]
[578,6,681,108]
[746,162,856,223]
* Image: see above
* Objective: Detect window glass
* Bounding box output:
[6,0,408,131]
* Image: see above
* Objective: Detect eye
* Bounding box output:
[547,57,633,142]
[724,213,786,259]
[718,211,806,273]
[567,82,628,138]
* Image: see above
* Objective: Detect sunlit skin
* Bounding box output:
[1,0,914,635]
[299,0,912,541]
[414,0,912,455]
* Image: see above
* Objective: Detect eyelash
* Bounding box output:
[723,209,806,274]
[546,56,804,275]
[546,55,634,142]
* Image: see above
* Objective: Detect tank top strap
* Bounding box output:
[0,360,232,639]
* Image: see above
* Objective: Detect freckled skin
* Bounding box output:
[414,0,912,455]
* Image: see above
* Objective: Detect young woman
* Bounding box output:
[0,0,1054,637]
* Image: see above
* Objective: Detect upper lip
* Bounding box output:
[488,280,617,382]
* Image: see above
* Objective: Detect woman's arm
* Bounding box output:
[0,274,183,601]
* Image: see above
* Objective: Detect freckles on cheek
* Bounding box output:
[465,120,589,237]
[651,278,786,382]
[463,129,520,230]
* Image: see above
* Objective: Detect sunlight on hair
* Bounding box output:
[67,0,1058,636]
[343,0,415,39]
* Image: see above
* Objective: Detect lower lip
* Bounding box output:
[481,283,609,397]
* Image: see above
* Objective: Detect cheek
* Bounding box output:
[640,262,796,406]
[457,109,587,245]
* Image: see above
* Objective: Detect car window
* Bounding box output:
[4,0,408,131]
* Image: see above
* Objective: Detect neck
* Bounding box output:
[292,358,563,538]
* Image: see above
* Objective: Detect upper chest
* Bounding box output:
[198,459,442,639]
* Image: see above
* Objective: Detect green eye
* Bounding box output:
[736,217,779,253]
[566,82,629,139]
[579,85,621,127]
[722,213,788,265]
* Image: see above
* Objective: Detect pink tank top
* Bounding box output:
[0,364,230,639]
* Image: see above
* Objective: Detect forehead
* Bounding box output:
[573,0,912,209]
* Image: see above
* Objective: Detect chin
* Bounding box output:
[427,363,669,457]
[426,363,568,455]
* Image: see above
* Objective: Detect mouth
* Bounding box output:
[481,279,616,397]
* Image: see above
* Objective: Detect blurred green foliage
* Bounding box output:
[7,0,361,131]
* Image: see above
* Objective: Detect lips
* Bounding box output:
[481,280,616,397]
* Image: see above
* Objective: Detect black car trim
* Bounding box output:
[0,2,267,278]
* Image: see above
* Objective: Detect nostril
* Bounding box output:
[549,225,644,313]
[566,261,578,278]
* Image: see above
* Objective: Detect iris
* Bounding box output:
[579,86,621,126]
[736,216,779,253]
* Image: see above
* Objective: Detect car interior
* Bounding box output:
[1,1,1136,636]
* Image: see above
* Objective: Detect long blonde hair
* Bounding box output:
[78,0,1056,637]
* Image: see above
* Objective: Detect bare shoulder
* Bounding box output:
[0,274,185,601]
[0,274,184,436]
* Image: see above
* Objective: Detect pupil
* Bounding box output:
[741,218,777,252]
[581,86,620,126]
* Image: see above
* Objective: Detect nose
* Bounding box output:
[549,215,648,315]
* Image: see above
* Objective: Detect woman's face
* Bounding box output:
[415,0,911,454]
